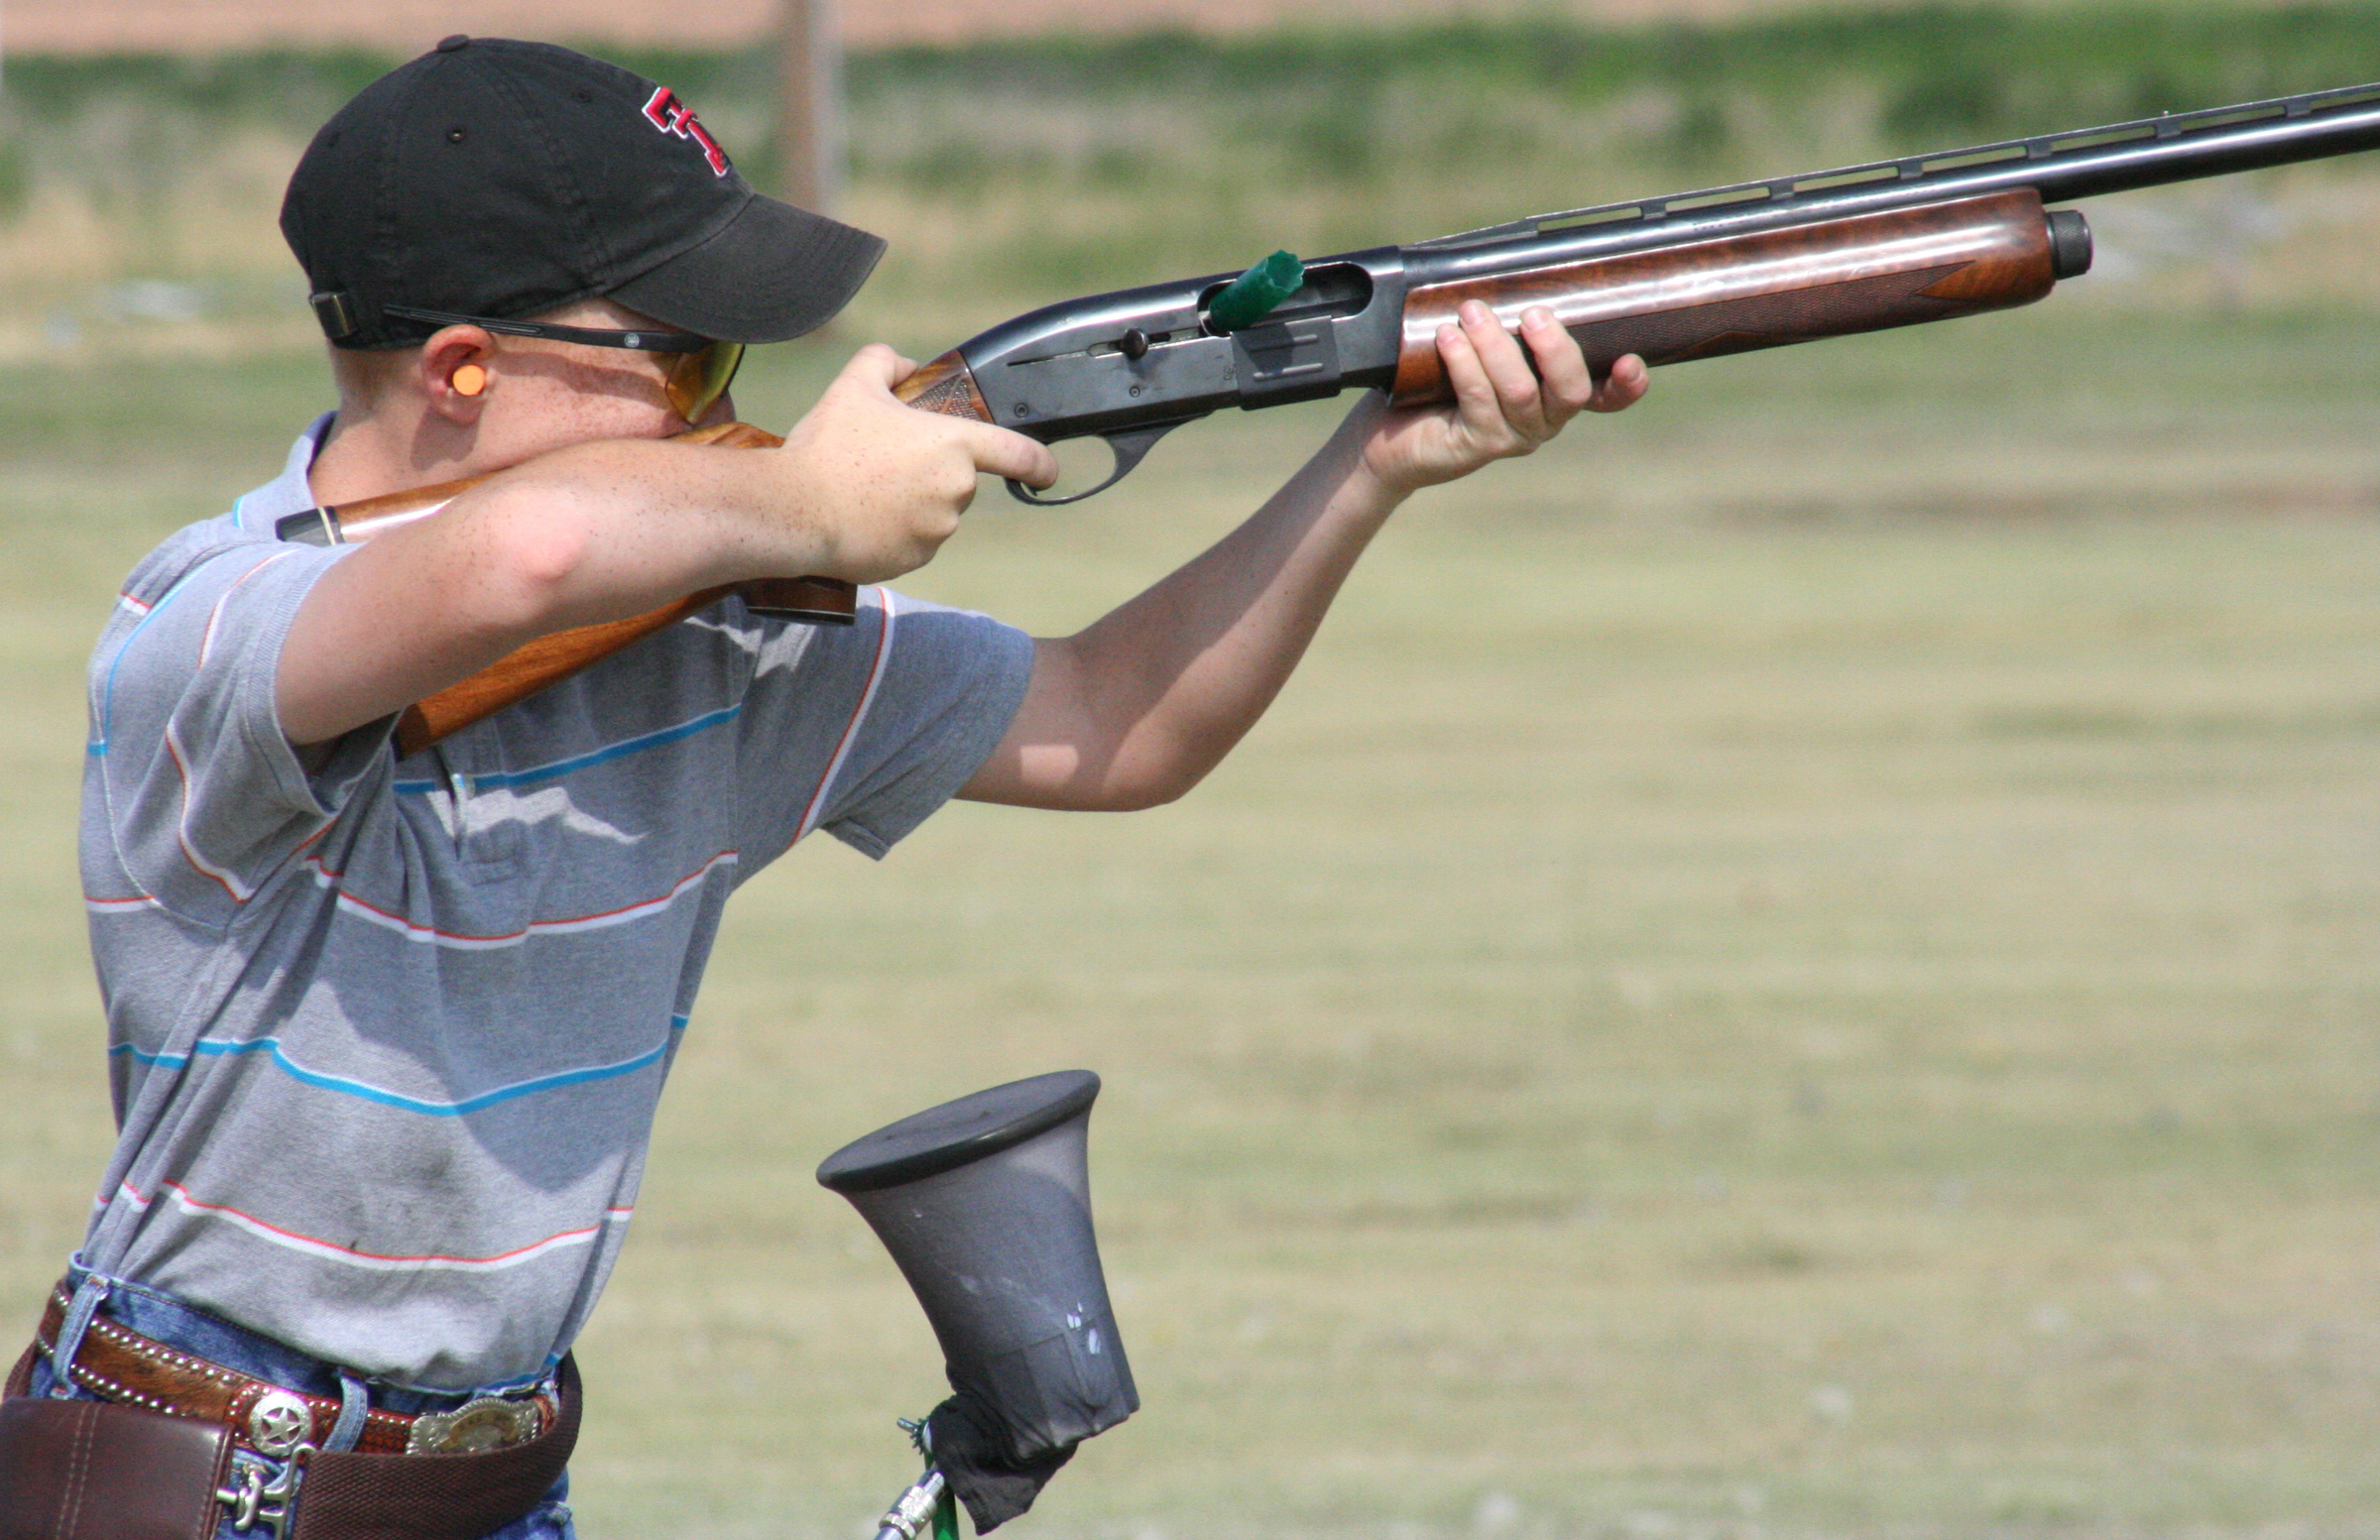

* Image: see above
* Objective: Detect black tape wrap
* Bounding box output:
[927,1393,1079,1532]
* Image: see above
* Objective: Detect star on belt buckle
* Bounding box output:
[406,1393,542,1455]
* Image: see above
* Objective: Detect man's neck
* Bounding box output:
[306,406,481,508]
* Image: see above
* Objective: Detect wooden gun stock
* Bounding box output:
[892,349,996,422]
[287,421,859,757]
[377,374,1009,755]
[395,571,854,756]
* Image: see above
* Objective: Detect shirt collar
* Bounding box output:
[229,412,338,533]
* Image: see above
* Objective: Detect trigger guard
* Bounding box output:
[1005,473,1128,509]
[1005,419,1193,507]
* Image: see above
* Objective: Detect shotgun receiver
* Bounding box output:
[892,77,2380,503]
[317,78,2380,751]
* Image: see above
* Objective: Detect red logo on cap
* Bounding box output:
[643,87,730,177]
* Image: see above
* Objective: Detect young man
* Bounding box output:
[8,36,1645,1540]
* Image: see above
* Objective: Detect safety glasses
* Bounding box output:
[383,305,746,423]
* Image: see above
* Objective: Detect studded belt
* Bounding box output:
[33,1287,556,1460]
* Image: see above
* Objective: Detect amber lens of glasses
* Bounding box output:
[663,339,745,422]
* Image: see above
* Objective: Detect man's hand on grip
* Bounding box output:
[776,345,1058,584]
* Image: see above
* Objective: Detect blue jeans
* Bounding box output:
[27,1269,574,1540]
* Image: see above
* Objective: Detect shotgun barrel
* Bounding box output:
[1409,78,2380,265]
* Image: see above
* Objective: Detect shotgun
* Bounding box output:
[288,78,2380,751]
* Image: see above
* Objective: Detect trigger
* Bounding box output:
[1005,420,1192,507]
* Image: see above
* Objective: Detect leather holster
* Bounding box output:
[0,1344,235,1540]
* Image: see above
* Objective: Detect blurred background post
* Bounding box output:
[1,3,2377,1538]
[776,0,841,213]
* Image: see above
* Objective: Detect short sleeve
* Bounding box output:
[90,541,391,925]
[731,589,1033,864]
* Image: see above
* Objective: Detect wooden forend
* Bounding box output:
[1391,189,2058,404]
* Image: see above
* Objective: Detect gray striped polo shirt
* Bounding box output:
[74,416,1033,1391]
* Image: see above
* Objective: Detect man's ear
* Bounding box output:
[417,325,498,424]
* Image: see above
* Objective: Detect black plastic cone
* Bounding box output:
[818,1071,1138,1466]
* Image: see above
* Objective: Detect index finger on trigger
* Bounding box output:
[962,422,1061,490]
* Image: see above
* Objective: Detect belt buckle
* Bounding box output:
[406,1392,542,1455]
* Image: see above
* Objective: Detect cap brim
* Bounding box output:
[608,192,887,344]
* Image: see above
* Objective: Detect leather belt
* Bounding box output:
[34,1288,556,1460]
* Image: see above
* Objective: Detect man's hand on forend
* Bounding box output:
[1358,300,1646,498]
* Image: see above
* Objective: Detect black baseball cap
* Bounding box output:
[282,36,886,349]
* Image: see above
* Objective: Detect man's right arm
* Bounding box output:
[274,345,1056,747]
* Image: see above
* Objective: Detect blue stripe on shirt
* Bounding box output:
[110,1015,689,1115]
[93,575,208,756]
[393,703,745,794]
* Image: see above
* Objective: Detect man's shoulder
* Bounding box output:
[113,415,334,610]
[118,516,268,608]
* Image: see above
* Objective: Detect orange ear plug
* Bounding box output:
[452,363,488,397]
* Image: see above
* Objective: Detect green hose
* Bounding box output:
[1206,250,1306,331]
[932,1483,961,1540]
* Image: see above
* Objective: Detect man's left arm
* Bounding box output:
[961,301,1647,812]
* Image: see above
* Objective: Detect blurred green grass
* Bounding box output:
[2,301,2377,1536]
[6,3,2380,347]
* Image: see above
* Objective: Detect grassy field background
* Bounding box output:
[3,11,2379,1539]
[7,6,2380,351]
